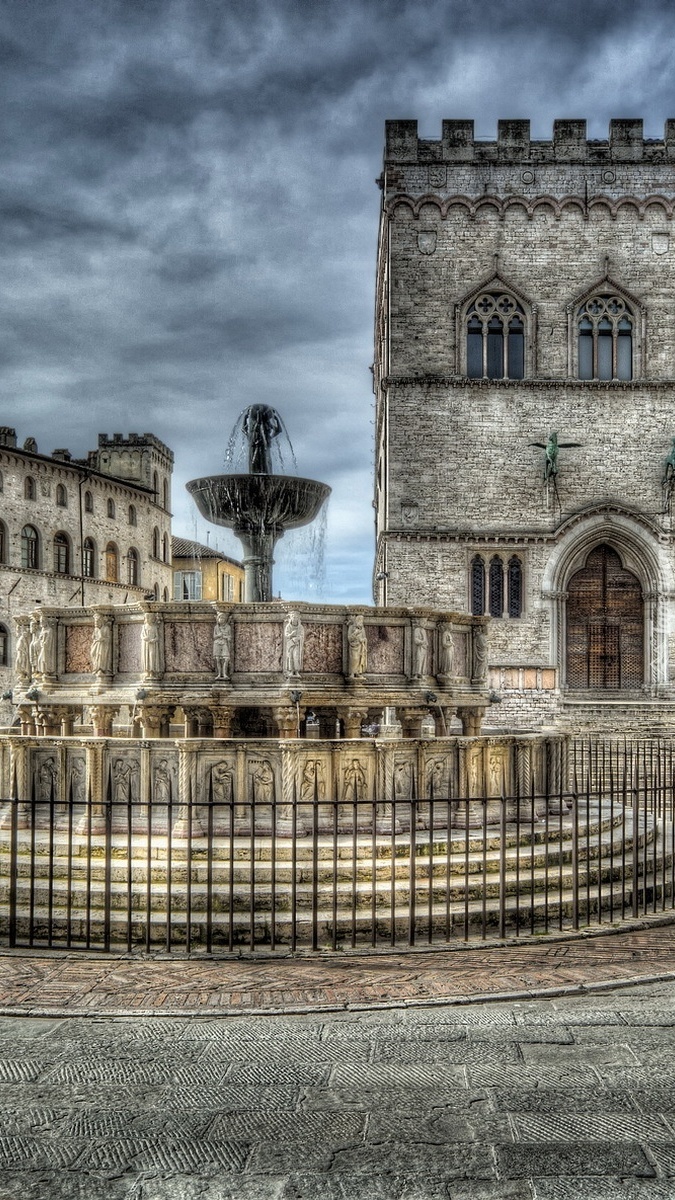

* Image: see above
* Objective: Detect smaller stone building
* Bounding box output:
[172,537,244,604]
[0,428,173,696]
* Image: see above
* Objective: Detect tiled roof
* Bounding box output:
[171,537,243,567]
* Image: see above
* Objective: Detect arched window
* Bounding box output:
[467,293,525,380]
[84,489,94,513]
[577,294,633,381]
[107,498,115,519]
[152,526,160,558]
[127,547,139,586]
[489,557,504,617]
[24,477,36,500]
[21,525,39,569]
[54,532,70,574]
[105,542,118,582]
[508,557,523,618]
[471,556,485,615]
[162,532,169,563]
[0,521,7,565]
[153,582,159,600]
[163,479,169,510]
[0,469,4,492]
[0,624,8,666]
[128,504,137,526]
[153,471,159,501]
[83,538,96,578]
[163,587,169,602]
[56,483,67,507]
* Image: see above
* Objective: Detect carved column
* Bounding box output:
[183,706,200,738]
[17,705,35,737]
[274,705,298,739]
[343,707,367,739]
[60,707,77,737]
[400,707,428,739]
[36,707,62,737]
[458,707,484,737]
[139,704,166,739]
[212,706,234,739]
[90,705,118,738]
[80,739,106,835]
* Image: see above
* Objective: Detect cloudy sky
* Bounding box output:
[1,0,674,603]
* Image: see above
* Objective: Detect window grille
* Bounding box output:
[508,557,523,618]
[489,557,504,617]
[471,556,485,615]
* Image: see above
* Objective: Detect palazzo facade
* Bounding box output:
[374,118,675,731]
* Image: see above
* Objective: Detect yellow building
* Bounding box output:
[171,537,244,603]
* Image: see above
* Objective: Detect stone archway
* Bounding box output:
[566,544,643,690]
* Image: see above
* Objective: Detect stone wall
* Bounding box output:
[374,118,675,731]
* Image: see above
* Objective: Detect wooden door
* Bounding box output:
[566,545,643,690]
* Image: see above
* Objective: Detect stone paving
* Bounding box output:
[1,924,675,1196]
[1,919,675,1017]
[2,980,675,1197]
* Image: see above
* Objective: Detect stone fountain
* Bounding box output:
[186,405,331,603]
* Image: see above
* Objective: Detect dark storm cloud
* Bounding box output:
[1,0,674,600]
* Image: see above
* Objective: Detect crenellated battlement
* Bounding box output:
[385,119,675,165]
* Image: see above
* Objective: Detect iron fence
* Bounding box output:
[1,737,674,953]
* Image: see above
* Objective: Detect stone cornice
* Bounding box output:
[385,192,675,221]
[381,375,675,391]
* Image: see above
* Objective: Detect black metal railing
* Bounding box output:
[1,737,674,953]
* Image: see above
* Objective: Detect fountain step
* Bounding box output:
[3,870,673,948]
[0,812,656,885]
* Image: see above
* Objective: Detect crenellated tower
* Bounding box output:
[374,118,675,731]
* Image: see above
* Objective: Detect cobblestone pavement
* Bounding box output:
[2,980,675,1197]
[1,920,675,1016]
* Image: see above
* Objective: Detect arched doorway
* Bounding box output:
[566,544,644,690]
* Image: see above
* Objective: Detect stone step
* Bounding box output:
[2,834,669,913]
[0,812,656,889]
[3,870,673,948]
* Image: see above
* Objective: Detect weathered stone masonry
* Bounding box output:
[375,119,675,731]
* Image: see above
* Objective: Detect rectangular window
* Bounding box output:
[220,573,234,601]
[173,570,202,601]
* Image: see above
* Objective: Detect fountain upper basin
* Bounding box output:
[186,474,331,533]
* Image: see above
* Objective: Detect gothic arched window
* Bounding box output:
[467,293,525,380]
[24,477,36,500]
[84,489,94,513]
[508,556,523,618]
[471,556,485,615]
[107,498,115,518]
[489,557,504,617]
[56,483,67,507]
[54,532,70,574]
[0,521,7,565]
[577,294,633,381]
[0,624,8,666]
[83,537,96,578]
[152,527,160,559]
[21,525,39,569]
[128,504,137,526]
